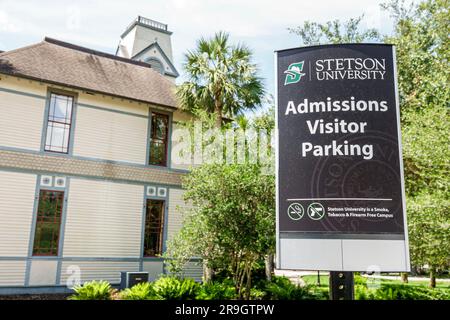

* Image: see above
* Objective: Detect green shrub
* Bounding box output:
[153,276,200,300]
[354,281,450,300]
[120,282,155,300]
[354,284,377,300]
[354,275,368,286]
[196,280,236,300]
[69,280,112,300]
[374,284,450,300]
[309,286,329,300]
[249,287,267,300]
[264,276,317,300]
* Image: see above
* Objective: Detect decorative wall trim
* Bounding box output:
[132,42,179,77]
[0,145,189,174]
[0,148,186,187]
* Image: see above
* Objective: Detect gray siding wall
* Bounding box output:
[63,178,144,258]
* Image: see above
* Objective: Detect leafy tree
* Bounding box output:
[177,32,265,126]
[288,15,381,45]
[382,0,450,196]
[289,0,449,286]
[165,164,275,299]
[250,96,275,133]
[381,0,450,287]
[408,191,450,287]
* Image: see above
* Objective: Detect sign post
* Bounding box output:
[275,44,410,280]
[329,271,354,300]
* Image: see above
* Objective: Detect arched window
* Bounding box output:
[146,58,164,75]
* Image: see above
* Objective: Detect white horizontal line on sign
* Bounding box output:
[287,198,393,201]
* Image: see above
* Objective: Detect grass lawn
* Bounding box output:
[301,274,450,289]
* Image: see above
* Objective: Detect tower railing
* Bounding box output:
[128,16,168,31]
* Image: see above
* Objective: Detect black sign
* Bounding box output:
[276,44,406,238]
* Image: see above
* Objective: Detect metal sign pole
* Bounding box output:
[329,272,354,300]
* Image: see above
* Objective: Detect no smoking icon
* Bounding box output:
[287,203,304,220]
[307,203,326,220]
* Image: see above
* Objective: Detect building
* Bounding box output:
[0,17,201,294]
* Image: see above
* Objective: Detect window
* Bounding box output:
[44,93,74,153]
[32,190,64,256]
[146,58,164,75]
[149,112,169,166]
[143,199,165,257]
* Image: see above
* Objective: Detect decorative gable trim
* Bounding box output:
[132,42,179,78]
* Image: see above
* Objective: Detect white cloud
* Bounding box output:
[65,5,82,31]
[0,10,21,32]
[0,0,393,96]
[0,0,391,45]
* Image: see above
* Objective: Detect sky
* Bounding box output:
[0,0,395,109]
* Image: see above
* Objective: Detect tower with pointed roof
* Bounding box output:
[116,16,179,81]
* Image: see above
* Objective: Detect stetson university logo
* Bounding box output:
[284,61,306,85]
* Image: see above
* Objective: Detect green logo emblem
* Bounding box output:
[284,61,306,85]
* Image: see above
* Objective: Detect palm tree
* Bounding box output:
[177,32,264,127]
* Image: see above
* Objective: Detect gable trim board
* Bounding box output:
[132,42,179,78]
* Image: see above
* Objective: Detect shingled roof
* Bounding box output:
[0,37,177,108]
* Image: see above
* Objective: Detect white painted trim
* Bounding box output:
[274,51,281,269]
[392,46,411,272]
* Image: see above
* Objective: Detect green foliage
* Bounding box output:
[165,163,275,299]
[402,107,450,196]
[120,282,155,300]
[263,276,319,300]
[288,15,381,46]
[249,287,267,300]
[69,280,112,300]
[290,0,449,282]
[196,280,237,300]
[382,0,450,199]
[373,283,450,300]
[354,278,450,300]
[381,0,450,281]
[68,277,450,300]
[177,31,264,125]
[382,0,449,115]
[152,276,200,300]
[355,285,377,300]
[250,98,276,133]
[407,192,450,273]
[354,274,368,286]
[171,105,275,171]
